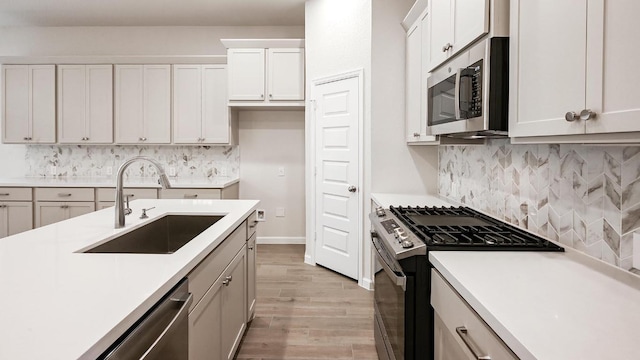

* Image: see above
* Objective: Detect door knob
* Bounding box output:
[565,111,579,122]
[348,185,357,193]
[580,109,596,121]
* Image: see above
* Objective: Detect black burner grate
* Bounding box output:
[390,206,563,251]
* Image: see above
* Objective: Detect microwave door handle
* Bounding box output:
[454,68,462,120]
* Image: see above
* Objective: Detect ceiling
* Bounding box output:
[0,0,306,27]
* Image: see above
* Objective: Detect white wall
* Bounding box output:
[371,0,439,194]
[238,111,305,240]
[305,0,372,286]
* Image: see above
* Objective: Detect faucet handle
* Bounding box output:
[124,194,134,215]
[140,207,156,219]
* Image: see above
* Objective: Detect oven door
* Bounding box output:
[372,235,406,360]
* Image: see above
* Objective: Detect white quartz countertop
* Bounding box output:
[371,192,454,208]
[0,198,259,360]
[430,250,640,360]
[0,176,239,188]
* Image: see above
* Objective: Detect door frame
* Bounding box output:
[305,68,365,286]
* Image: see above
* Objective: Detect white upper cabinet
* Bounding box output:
[223,39,305,106]
[509,0,640,140]
[426,0,489,71]
[2,65,56,144]
[115,65,171,144]
[227,49,265,101]
[267,48,305,101]
[173,65,229,144]
[405,9,438,145]
[58,65,113,144]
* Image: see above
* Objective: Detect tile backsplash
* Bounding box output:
[439,139,640,271]
[24,145,240,180]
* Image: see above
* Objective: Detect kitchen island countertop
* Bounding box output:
[0,198,258,360]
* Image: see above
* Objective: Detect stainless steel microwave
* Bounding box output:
[427,37,509,138]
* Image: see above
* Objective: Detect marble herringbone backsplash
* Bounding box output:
[24,145,240,179]
[439,139,640,271]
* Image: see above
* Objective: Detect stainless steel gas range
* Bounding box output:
[370,205,564,360]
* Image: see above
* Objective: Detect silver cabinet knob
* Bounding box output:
[580,109,596,121]
[269,94,273,99]
[442,43,452,52]
[223,279,230,286]
[565,111,579,122]
[348,185,357,193]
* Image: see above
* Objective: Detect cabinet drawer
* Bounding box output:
[0,187,32,201]
[188,220,247,311]
[431,269,518,360]
[95,187,158,202]
[159,188,221,199]
[35,187,94,201]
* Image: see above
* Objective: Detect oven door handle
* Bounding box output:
[454,68,462,120]
[372,235,406,291]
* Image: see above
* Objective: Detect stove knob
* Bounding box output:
[401,240,414,249]
[375,207,386,217]
[393,228,405,238]
[398,234,409,243]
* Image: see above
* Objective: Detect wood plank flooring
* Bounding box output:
[235,244,377,360]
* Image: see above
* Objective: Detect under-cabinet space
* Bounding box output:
[2,65,56,144]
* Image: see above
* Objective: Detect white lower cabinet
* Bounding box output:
[35,201,95,227]
[0,202,33,238]
[431,269,518,360]
[188,220,249,360]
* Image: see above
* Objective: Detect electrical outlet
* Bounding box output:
[105,166,113,176]
[49,165,57,176]
[169,167,176,177]
[220,167,228,177]
[256,209,266,221]
[278,167,285,177]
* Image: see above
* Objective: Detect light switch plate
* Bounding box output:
[276,207,285,217]
[278,167,285,177]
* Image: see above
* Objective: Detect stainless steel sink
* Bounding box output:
[84,215,224,254]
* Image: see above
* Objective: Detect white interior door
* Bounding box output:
[314,76,360,280]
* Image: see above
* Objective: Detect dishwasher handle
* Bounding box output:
[140,293,193,360]
[100,279,193,360]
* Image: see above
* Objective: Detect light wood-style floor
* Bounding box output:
[235,244,377,360]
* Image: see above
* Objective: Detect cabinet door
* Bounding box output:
[509,0,588,137]
[68,202,95,219]
[427,0,452,71]
[202,65,229,144]
[222,248,246,360]
[268,48,305,101]
[58,65,87,143]
[228,48,265,101]
[434,314,473,360]
[115,65,144,144]
[452,0,488,54]
[189,273,224,360]
[173,65,203,144]
[246,234,256,322]
[29,65,56,143]
[85,65,113,143]
[2,65,30,142]
[35,202,68,227]
[585,0,640,134]
[0,202,33,238]
[2,65,55,144]
[143,65,171,143]
[406,23,423,142]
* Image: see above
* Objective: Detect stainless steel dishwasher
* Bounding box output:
[98,278,193,360]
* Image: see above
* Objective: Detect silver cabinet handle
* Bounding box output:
[413,132,420,137]
[348,185,357,193]
[456,327,491,360]
[0,205,6,208]
[565,111,579,122]
[139,137,147,141]
[60,205,69,209]
[442,43,452,52]
[0,193,9,196]
[248,245,254,250]
[184,194,198,198]
[57,193,72,197]
[580,109,596,121]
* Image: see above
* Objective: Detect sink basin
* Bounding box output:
[84,215,224,254]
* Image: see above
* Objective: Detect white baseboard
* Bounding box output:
[256,236,306,245]
[304,253,315,266]
[359,277,374,291]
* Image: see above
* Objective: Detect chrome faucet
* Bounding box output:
[115,156,171,228]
